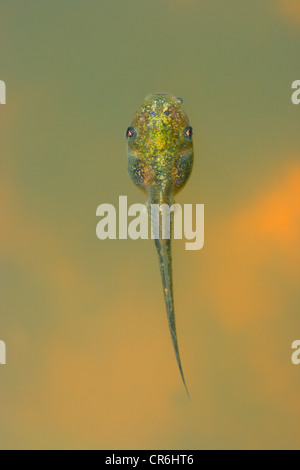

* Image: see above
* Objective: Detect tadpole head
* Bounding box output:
[126,93,193,194]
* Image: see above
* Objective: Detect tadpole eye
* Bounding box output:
[126,126,136,141]
[183,126,193,141]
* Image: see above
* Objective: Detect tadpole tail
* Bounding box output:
[154,235,190,400]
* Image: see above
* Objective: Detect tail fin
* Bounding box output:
[154,236,190,400]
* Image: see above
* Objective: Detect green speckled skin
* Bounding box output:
[126,93,193,398]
